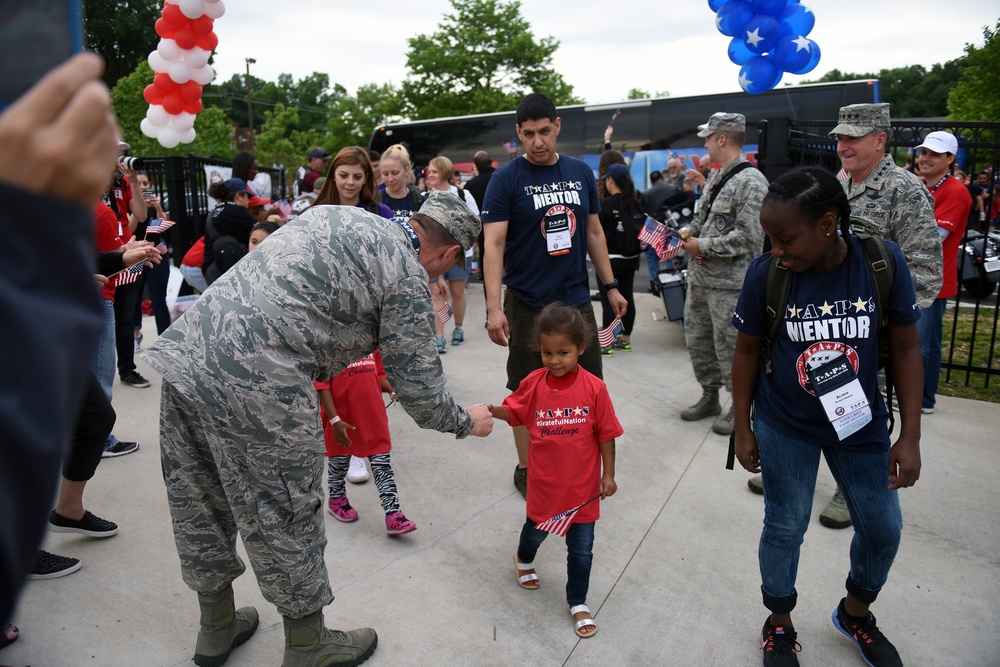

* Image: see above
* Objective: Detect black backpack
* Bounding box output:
[612,206,645,257]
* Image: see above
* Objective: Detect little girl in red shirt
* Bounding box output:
[489,302,622,639]
[315,350,415,536]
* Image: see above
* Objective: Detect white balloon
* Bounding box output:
[190,65,215,85]
[140,118,159,139]
[179,128,197,144]
[158,127,181,149]
[146,104,170,127]
[168,61,192,84]
[147,51,169,74]
[171,112,196,132]
[178,0,204,19]
[157,38,182,62]
[203,0,225,19]
[182,47,210,69]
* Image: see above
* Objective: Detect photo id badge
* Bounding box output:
[807,354,872,441]
[544,209,572,256]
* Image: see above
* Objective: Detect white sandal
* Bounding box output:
[570,604,597,638]
[513,552,539,589]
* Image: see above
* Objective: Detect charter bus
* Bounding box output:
[368,80,879,188]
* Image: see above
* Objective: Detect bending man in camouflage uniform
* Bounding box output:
[679,112,768,435]
[144,192,493,667]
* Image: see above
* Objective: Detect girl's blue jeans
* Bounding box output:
[754,416,902,614]
[517,517,595,606]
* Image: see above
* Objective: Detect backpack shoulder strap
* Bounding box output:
[855,230,894,329]
[762,254,792,375]
[705,161,754,213]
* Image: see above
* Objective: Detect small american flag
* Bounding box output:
[144,218,176,234]
[503,139,517,155]
[638,216,666,251]
[436,303,452,323]
[115,262,146,286]
[610,109,622,123]
[275,199,293,219]
[656,230,683,261]
[597,317,623,348]
[535,494,602,537]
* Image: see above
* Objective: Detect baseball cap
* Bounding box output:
[829,103,891,138]
[417,191,481,269]
[117,137,130,151]
[247,195,270,208]
[604,163,630,180]
[916,131,958,155]
[307,147,331,160]
[224,178,251,195]
[697,112,746,138]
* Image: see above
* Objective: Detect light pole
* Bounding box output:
[245,57,256,150]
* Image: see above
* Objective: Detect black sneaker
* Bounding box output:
[513,465,528,500]
[49,510,118,538]
[102,440,140,458]
[832,600,902,667]
[27,550,81,580]
[761,618,800,666]
[120,371,151,388]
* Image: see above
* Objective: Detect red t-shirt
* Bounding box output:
[314,350,391,458]
[930,176,972,299]
[94,202,124,302]
[182,237,205,267]
[503,367,622,525]
[105,178,135,243]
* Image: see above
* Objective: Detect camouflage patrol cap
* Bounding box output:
[417,191,481,268]
[697,112,746,138]
[829,103,891,138]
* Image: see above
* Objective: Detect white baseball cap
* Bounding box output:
[917,131,958,155]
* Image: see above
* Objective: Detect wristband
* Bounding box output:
[329,416,341,426]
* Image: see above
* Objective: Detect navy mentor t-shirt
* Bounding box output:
[732,235,919,448]
[481,154,600,311]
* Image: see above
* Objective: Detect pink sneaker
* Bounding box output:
[327,495,358,522]
[385,511,416,536]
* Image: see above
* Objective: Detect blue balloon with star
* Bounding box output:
[742,15,782,55]
[773,34,816,73]
[777,3,815,37]
[716,0,755,37]
[739,56,783,94]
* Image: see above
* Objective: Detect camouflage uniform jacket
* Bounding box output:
[688,154,768,290]
[842,153,942,308]
[144,205,474,439]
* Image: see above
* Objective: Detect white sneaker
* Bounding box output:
[346,456,370,483]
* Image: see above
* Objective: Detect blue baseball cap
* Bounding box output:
[224,178,251,195]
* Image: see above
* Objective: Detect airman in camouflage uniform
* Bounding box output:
[680,112,769,435]
[144,192,492,667]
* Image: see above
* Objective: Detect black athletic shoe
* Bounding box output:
[761,618,800,666]
[832,600,902,667]
[49,510,119,538]
[102,440,140,458]
[513,465,528,500]
[27,550,81,580]
[120,371,151,388]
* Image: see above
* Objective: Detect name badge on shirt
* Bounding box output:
[806,354,872,441]
[545,210,571,256]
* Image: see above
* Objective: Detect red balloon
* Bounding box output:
[153,73,178,93]
[163,94,185,116]
[143,84,164,104]
[154,18,175,38]
[162,4,187,29]
[174,27,197,50]
[197,31,218,51]
[184,98,203,115]
[178,81,203,101]
[191,16,214,36]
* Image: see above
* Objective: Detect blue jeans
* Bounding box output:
[916,298,946,410]
[644,246,661,283]
[754,416,901,614]
[517,517,595,606]
[91,299,119,449]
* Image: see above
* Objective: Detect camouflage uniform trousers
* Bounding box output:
[683,283,741,394]
[159,380,334,618]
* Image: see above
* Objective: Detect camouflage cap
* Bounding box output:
[697,112,746,138]
[417,191,481,268]
[829,103,891,138]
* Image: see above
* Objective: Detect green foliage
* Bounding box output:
[204,71,337,135]
[328,82,405,149]
[111,61,236,158]
[401,0,582,119]
[254,103,326,170]
[949,20,1000,122]
[627,88,669,100]
[84,0,161,88]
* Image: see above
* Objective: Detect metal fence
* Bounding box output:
[758,118,1000,389]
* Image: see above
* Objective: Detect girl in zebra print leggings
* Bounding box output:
[315,350,416,536]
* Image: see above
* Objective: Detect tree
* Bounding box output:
[401,0,582,119]
[84,0,162,88]
[254,104,324,171]
[627,88,669,100]
[328,82,405,149]
[111,61,236,158]
[949,19,1000,121]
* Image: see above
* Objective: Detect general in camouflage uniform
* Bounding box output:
[681,112,769,435]
[144,192,490,667]
[831,103,942,308]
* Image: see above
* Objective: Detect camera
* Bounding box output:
[118,156,142,170]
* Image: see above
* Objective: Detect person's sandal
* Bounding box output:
[513,552,539,590]
[570,605,597,638]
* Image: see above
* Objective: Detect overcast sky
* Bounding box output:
[208,1,993,108]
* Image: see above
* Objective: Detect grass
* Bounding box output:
[939,306,1000,404]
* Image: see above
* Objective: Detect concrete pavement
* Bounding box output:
[4,288,999,666]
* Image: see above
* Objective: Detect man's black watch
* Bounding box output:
[604,279,620,291]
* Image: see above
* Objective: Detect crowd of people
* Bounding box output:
[2,49,976,667]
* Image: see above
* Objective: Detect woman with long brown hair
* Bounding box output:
[312,146,393,219]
